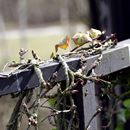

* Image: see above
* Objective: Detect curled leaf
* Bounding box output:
[55,35,70,52]
[72,32,92,46]
[88,28,105,39]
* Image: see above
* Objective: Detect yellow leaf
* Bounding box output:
[72,32,92,46]
[88,28,104,39]
[55,35,70,52]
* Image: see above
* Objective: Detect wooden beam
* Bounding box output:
[83,39,130,129]
[0,39,130,130]
[0,58,80,96]
[0,39,130,96]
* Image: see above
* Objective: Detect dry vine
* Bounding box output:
[4,29,117,130]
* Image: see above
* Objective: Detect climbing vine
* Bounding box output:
[3,28,121,130]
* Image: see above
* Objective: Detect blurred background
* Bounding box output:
[1,0,130,68]
[0,0,90,129]
[0,0,90,68]
[0,0,130,129]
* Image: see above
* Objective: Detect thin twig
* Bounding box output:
[85,107,102,130]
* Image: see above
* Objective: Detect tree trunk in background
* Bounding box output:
[59,0,70,33]
[0,13,8,66]
[17,0,28,49]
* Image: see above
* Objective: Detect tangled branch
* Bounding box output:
[5,29,117,130]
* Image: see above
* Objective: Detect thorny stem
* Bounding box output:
[74,73,111,85]
[38,106,73,125]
